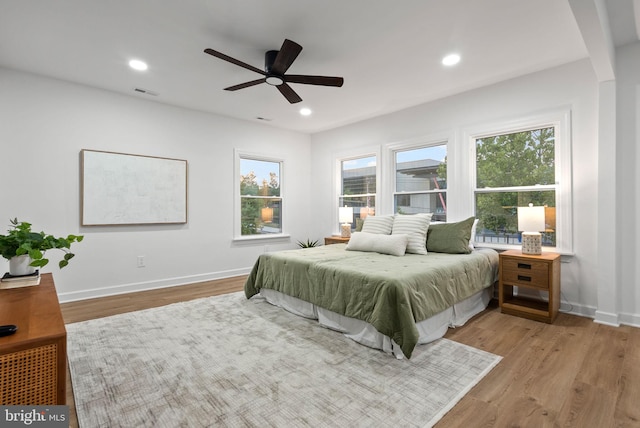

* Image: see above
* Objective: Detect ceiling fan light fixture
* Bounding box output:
[265,75,284,86]
[299,107,312,116]
[204,39,344,103]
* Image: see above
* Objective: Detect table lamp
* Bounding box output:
[339,206,353,238]
[261,206,273,223]
[517,203,545,255]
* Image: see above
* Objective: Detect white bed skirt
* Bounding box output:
[259,287,492,359]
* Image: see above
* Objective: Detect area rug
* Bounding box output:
[67,292,501,427]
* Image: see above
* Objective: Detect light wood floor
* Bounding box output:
[60,276,640,428]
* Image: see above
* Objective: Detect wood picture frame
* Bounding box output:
[80,149,188,226]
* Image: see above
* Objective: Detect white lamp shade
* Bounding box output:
[517,205,545,232]
[339,206,353,224]
[261,207,273,223]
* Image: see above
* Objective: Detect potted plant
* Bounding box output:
[297,238,319,248]
[0,218,83,276]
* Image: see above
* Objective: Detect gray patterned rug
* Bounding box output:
[67,292,500,427]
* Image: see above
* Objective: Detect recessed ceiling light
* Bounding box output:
[442,54,461,66]
[299,107,312,116]
[129,59,148,71]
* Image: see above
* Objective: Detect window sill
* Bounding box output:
[232,234,291,245]
[474,243,575,257]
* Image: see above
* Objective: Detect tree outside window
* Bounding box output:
[474,127,556,247]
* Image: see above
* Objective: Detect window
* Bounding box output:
[394,144,447,221]
[339,155,376,229]
[473,126,557,248]
[239,156,282,236]
[331,110,571,252]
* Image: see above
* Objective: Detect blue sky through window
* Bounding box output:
[240,158,280,185]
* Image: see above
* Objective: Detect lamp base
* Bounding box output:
[521,232,542,255]
[341,223,351,238]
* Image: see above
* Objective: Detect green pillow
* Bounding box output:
[426,217,475,254]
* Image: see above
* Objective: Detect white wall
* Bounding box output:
[309,59,601,317]
[616,41,640,326]
[0,67,311,302]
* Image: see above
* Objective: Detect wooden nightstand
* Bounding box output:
[498,249,561,323]
[324,236,350,245]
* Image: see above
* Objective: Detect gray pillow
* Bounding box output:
[426,216,475,254]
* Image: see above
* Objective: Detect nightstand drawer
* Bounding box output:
[501,258,549,289]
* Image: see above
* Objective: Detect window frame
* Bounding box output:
[465,109,572,253]
[383,133,451,211]
[234,150,288,241]
[389,139,448,220]
[334,148,380,234]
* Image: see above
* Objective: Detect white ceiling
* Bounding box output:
[0,0,634,134]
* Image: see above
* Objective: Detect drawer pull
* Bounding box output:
[517,275,532,282]
[517,263,532,269]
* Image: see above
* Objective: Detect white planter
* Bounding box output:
[9,254,37,276]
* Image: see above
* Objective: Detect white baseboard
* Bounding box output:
[560,301,596,319]
[58,267,252,303]
[618,312,640,328]
[594,310,621,327]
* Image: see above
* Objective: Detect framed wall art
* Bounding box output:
[81,149,188,226]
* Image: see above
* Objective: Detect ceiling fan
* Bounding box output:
[204,39,344,104]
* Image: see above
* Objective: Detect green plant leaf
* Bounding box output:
[30,258,48,268]
[28,249,43,260]
[59,259,68,268]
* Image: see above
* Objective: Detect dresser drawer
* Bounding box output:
[501,258,549,289]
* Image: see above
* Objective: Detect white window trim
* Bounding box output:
[333,146,381,235]
[233,149,289,242]
[384,133,451,215]
[464,108,573,254]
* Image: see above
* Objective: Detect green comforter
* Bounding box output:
[245,245,498,358]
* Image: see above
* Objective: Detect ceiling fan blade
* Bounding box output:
[204,48,266,76]
[277,83,303,104]
[285,75,344,87]
[271,39,303,75]
[224,79,265,91]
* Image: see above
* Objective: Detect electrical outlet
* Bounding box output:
[137,256,145,268]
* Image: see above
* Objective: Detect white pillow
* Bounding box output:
[345,232,409,256]
[391,213,433,255]
[361,215,394,235]
[469,218,479,250]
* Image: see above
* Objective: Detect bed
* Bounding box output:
[244,228,499,359]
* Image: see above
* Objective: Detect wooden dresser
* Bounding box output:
[0,273,67,405]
